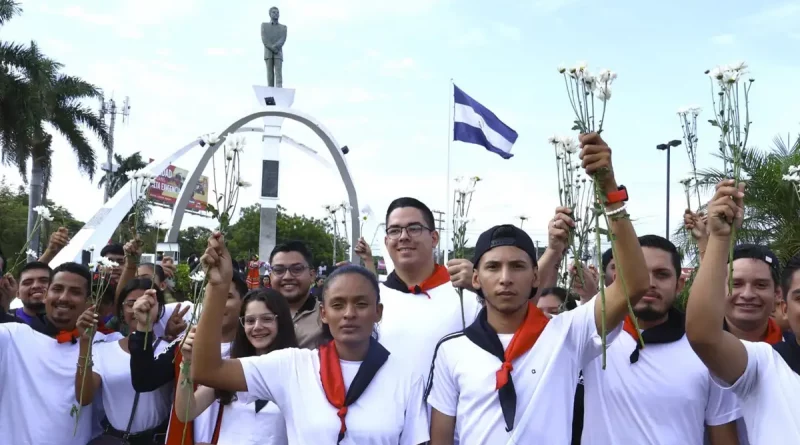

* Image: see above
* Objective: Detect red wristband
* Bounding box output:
[606,185,628,205]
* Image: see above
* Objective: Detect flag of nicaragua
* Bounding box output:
[453,85,518,159]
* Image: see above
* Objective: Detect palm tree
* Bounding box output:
[98,151,147,198]
[674,134,800,263]
[0,1,110,253]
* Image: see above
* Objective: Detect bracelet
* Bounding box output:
[605,203,628,216]
[609,212,630,222]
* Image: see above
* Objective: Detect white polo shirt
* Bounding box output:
[240,347,429,445]
[0,323,105,445]
[378,282,482,379]
[582,334,741,444]
[713,340,800,443]
[427,299,620,444]
[92,340,173,433]
[216,398,287,445]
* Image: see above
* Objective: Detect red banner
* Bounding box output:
[147,165,209,211]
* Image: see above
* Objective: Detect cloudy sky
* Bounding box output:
[3,0,799,259]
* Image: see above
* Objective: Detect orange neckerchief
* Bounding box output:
[622,316,641,343]
[165,348,194,445]
[409,264,451,298]
[495,302,550,390]
[55,329,80,344]
[763,318,784,345]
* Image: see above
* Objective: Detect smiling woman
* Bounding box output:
[191,234,430,445]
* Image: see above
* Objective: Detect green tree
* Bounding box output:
[0,177,83,262]
[178,226,213,259]
[0,1,109,254]
[97,151,147,198]
[225,204,348,266]
[674,135,800,263]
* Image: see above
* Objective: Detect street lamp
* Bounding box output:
[656,139,683,239]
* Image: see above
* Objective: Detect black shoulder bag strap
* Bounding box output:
[122,337,162,440]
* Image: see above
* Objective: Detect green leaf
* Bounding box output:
[708,120,719,127]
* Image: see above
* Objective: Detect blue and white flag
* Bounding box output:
[453,85,518,159]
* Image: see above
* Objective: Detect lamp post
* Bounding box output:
[656,139,683,239]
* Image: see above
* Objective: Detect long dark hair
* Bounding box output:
[116,278,167,322]
[217,288,297,405]
[319,265,381,343]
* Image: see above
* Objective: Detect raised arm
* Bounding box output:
[74,306,102,405]
[580,133,649,333]
[175,327,217,422]
[129,290,177,392]
[114,239,141,304]
[685,180,749,385]
[536,206,572,296]
[684,209,709,261]
[38,227,69,265]
[191,233,247,392]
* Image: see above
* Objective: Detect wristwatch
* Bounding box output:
[606,185,629,205]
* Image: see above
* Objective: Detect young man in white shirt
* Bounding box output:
[378,198,570,381]
[0,262,106,445]
[426,133,651,445]
[581,234,740,445]
[686,179,800,443]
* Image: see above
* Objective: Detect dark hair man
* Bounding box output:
[11,262,52,331]
[100,243,125,283]
[0,262,110,444]
[580,235,739,444]
[686,180,800,444]
[427,133,650,444]
[269,240,323,349]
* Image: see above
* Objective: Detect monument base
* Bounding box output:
[259,206,278,264]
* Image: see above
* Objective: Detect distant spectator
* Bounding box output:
[537,286,577,318]
[310,276,325,301]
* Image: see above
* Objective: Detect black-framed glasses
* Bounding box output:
[240,313,278,327]
[270,264,308,276]
[386,224,432,239]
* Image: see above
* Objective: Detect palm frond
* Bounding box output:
[0,0,21,26]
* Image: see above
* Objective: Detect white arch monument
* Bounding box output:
[51,106,361,268]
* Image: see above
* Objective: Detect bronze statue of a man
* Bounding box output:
[261,6,287,88]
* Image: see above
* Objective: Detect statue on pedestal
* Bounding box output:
[261,6,287,88]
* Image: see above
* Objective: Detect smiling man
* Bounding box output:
[12,262,51,331]
[580,235,740,445]
[0,262,107,445]
[269,240,323,349]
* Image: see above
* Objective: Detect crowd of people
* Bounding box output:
[0,133,798,444]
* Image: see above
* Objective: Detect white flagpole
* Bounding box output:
[444,79,453,264]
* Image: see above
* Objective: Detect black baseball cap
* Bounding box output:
[730,243,781,285]
[472,225,539,268]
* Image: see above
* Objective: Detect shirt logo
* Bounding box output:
[531,368,537,375]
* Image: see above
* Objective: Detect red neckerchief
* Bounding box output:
[55,329,80,344]
[763,318,784,345]
[165,348,194,445]
[495,302,550,390]
[319,338,390,444]
[96,319,115,335]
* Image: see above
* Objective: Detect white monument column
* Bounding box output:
[253,86,295,262]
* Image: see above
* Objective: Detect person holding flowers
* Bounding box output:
[426,133,651,445]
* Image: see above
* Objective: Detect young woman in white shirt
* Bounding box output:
[190,233,430,445]
[175,288,297,445]
[76,278,172,445]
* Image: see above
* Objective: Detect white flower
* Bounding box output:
[470,176,482,183]
[595,84,612,102]
[88,245,96,252]
[33,205,53,221]
[583,74,596,91]
[360,205,374,221]
[575,61,588,72]
[97,257,119,269]
[190,270,206,282]
[679,177,693,186]
[226,152,234,161]
[723,70,739,84]
[88,262,98,270]
[597,69,617,84]
[557,65,566,74]
[560,136,579,154]
[730,61,748,72]
[125,171,137,180]
[677,106,688,115]
[788,165,800,174]
[689,106,702,116]
[548,135,560,145]
[784,173,800,183]
[237,179,252,188]
[708,66,724,80]
[25,249,37,257]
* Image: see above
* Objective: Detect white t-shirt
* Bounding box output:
[427,300,620,444]
[155,302,197,339]
[713,340,800,443]
[0,323,105,445]
[92,340,173,433]
[582,334,741,444]
[240,347,429,445]
[216,398,287,445]
[378,282,482,379]
[194,341,233,442]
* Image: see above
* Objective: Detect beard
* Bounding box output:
[633,305,670,321]
[23,301,45,314]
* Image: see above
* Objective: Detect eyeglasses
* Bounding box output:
[122,300,136,308]
[240,313,278,327]
[271,264,308,276]
[386,224,432,239]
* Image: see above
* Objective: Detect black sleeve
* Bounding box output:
[129,331,177,392]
